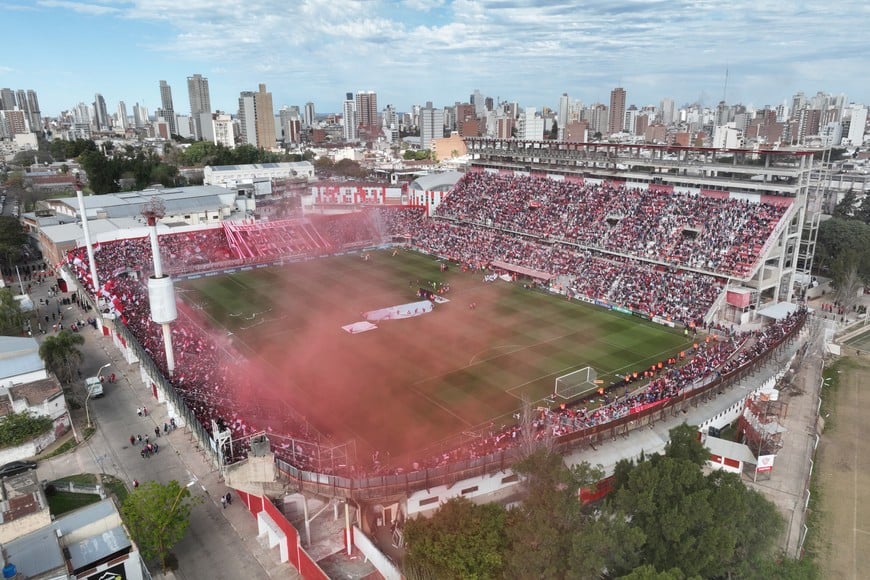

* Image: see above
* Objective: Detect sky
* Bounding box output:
[2,0,869,118]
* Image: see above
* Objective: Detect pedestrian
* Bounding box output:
[170,417,176,430]
[137,434,143,444]
[163,422,169,434]
[136,407,142,417]
[133,479,139,488]
[221,495,227,509]
[130,434,136,446]
[225,492,232,506]
[143,406,148,416]
[155,426,160,438]
[144,435,149,445]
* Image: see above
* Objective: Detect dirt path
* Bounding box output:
[815,357,870,579]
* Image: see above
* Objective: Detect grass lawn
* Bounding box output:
[47,490,100,516]
[180,249,692,459]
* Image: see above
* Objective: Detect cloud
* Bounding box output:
[20,0,870,112]
[37,0,120,15]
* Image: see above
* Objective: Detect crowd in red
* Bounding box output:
[435,172,789,278]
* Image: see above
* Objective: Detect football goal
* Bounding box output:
[554,366,598,401]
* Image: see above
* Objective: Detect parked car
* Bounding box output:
[0,460,37,477]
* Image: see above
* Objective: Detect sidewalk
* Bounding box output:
[29,281,300,579]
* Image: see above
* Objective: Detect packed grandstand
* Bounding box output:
[66,169,805,477]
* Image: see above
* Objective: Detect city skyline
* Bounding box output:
[3,0,869,117]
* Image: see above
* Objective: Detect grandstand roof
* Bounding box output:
[39,217,164,246]
[757,302,799,321]
[704,436,758,464]
[409,171,463,192]
[49,185,235,220]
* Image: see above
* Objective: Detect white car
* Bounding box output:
[85,377,104,398]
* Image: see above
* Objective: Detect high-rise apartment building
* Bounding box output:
[133,103,148,128]
[519,107,545,140]
[159,80,177,135]
[304,102,315,127]
[187,74,211,140]
[609,87,626,134]
[116,101,128,131]
[254,84,276,149]
[212,114,234,148]
[420,101,444,150]
[660,98,675,126]
[93,93,109,132]
[0,88,14,110]
[355,91,378,141]
[558,93,570,141]
[25,89,41,131]
[342,92,357,142]
[238,91,257,146]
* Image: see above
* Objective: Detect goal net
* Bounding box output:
[554,367,598,401]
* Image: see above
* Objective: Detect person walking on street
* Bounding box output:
[155,426,160,438]
[136,407,142,417]
[130,434,136,446]
[221,495,227,509]
[143,406,148,416]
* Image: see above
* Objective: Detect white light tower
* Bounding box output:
[74,175,100,294]
[142,198,178,375]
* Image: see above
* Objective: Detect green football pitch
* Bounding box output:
[178,249,691,459]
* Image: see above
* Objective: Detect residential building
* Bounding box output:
[212,113,234,148]
[238,91,257,146]
[355,91,378,140]
[159,80,177,135]
[116,101,128,131]
[93,93,109,132]
[609,87,626,134]
[342,92,357,142]
[0,88,14,110]
[519,107,544,140]
[187,73,211,140]
[304,101,316,127]
[558,93,570,141]
[419,101,444,150]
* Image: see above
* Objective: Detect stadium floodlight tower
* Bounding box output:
[142,198,178,375]
[74,174,100,294]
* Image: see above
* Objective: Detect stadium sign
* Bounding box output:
[756,454,776,472]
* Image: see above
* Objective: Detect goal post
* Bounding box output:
[554,366,598,401]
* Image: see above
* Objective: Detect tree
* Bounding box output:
[504,450,603,578]
[38,330,85,384]
[833,188,858,219]
[0,411,53,448]
[0,288,25,335]
[0,216,29,270]
[614,456,784,578]
[834,264,863,312]
[121,480,200,572]
[403,497,508,580]
[618,564,694,580]
[664,423,709,467]
[815,218,870,281]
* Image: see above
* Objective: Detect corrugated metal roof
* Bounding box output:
[410,170,463,192]
[4,499,130,578]
[0,336,43,382]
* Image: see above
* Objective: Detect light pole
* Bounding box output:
[85,363,111,430]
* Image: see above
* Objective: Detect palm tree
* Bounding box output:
[38,330,85,384]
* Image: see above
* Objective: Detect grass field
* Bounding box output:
[814,357,870,578]
[179,249,691,459]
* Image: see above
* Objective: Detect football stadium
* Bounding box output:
[61,141,816,498]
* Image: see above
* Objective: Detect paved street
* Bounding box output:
[28,278,299,579]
